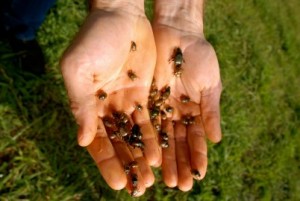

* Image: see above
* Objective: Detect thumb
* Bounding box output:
[200,81,222,143]
[74,101,98,147]
[61,58,98,147]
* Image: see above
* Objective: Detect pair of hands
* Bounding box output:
[61,2,221,197]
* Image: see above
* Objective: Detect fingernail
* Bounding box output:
[78,133,90,147]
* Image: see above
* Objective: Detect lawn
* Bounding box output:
[0,0,300,200]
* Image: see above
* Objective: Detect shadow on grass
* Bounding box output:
[0,40,118,200]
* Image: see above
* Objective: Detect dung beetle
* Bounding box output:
[160,140,169,148]
[136,104,143,111]
[130,41,137,51]
[98,91,107,100]
[161,86,171,100]
[165,105,174,113]
[130,140,145,150]
[127,70,138,81]
[191,169,201,179]
[160,132,169,141]
[180,95,190,103]
[172,47,185,66]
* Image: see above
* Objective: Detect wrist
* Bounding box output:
[153,0,204,34]
[90,0,145,15]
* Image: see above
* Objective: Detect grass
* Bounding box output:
[0,0,300,200]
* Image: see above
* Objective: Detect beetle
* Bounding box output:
[149,88,158,97]
[112,111,121,120]
[127,70,138,81]
[191,169,201,179]
[130,140,145,150]
[98,91,107,100]
[129,161,138,168]
[130,173,139,197]
[161,110,167,120]
[132,124,141,134]
[131,188,139,197]
[170,47,185,77]
[180,95,190,103]
[160,132,169,141]
[181,116,190,125]
[165,105,174,113]
[103,116,114,128]
[113,111,129,124]
[121,115,129,124]
[155,98,164,107]
[131,174,138,187]
[181,115,195,126]
[124,161,138,174]
[150,107,160,119]
[130,41,137,51]
[161,86,171,100]
[154,123,161,132]
[132,124,143,140]
[124,165,131,175]
[136,104,143,111]
[188,116,196,125]
[161,140,169,148]
[119,127,129,137]
[133,132,142,140]
[170,47,185,65]
[174,65,183,77]
[109,132,117,140]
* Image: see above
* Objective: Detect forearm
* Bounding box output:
[90,0,145,15]
[153,0,204,34]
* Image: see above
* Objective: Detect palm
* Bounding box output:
[152,24,222,191]
[63,11,155,113]
[61,9,160,196]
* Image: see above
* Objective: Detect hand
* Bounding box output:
[152,0,222,191]
[60,1,161,196]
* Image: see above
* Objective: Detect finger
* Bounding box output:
[200,81,222,143]
[112,142,146,197]
[174,122,193,191]
[187,116,207,180]
[161,120,178,187]
[132,107,162,167]
[103,111,151,196]
[125,169,146,197]
[129,146,155,188]
[61,56,98,147]
[86,119,127,190]
[152,26,179,89]
[74,100,98,147]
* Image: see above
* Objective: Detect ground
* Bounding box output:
[0,0,300,200]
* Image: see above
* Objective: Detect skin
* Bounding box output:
[153,0,222,191]
[60,0,160,196]
[61,0,222,195]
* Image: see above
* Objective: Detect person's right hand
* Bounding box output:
[60,1,160,196]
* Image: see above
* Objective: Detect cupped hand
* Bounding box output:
[152,23,222,191]
[60,5,161,196]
